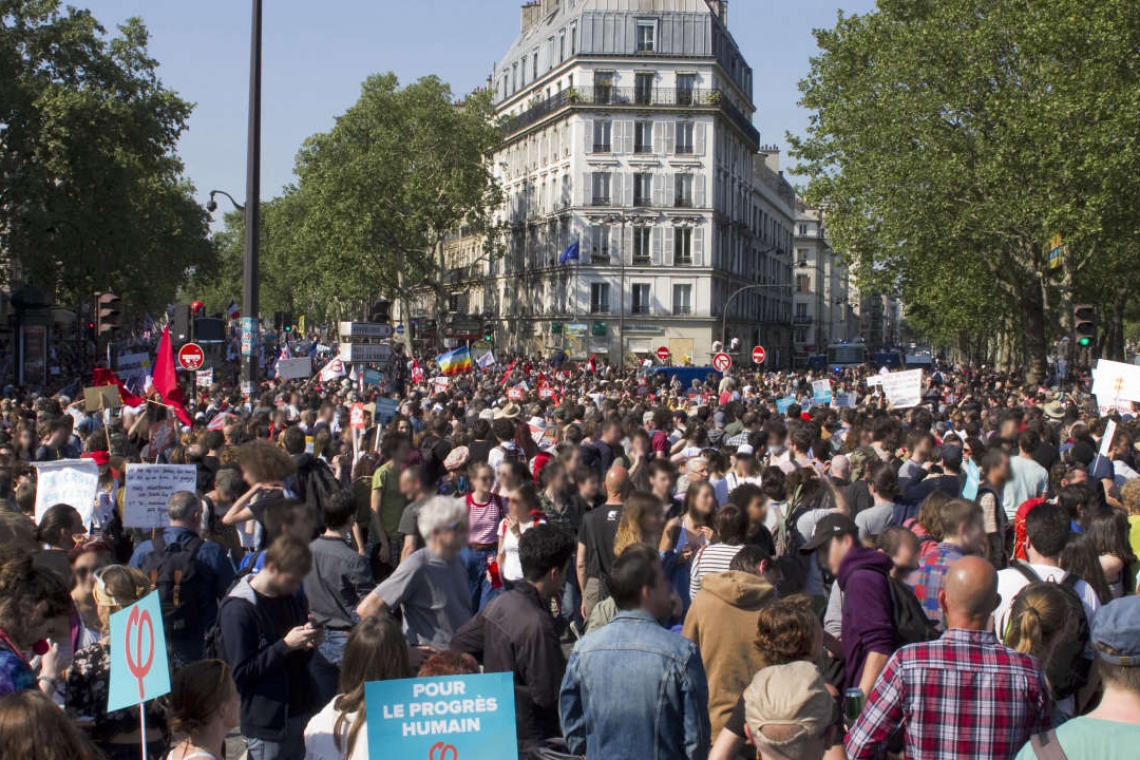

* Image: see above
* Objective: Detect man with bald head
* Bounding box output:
[847,556,1052,760]
[576,466,630,619]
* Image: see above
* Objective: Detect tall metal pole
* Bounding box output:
[241,0,263,396]
[619,217,626,372]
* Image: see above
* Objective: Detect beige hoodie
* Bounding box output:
[682,570,778,739]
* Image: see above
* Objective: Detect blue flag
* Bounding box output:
[559,241,580,264]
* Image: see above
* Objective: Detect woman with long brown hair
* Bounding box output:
[613,492,666,557]
[0,689,104,760]
[660,481,717,613]
[165,659,240,760]
[304,614,412,759]
[0,547,72,699]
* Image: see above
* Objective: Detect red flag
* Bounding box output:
[91,368,144,408]
[587,354,597,374]
[410,360,425,385]
[153,324,192,426]
[500,358,518,386]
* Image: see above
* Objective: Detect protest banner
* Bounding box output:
[277,358,313,381]
[811,379,833,405]
[366,673,516,760]
[117,351,152,383]
[880,369,924,409]
[196,368,213,388]
[362,368,384,387]
[962,457,981,501]
[1092,359,1140,407]
[107,591,171,760]
[832,393,856,410]
[375,398,400,426]
[123,464,198,529]
[776,396,796,414]
[33,459,99,525]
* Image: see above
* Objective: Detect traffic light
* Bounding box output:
[283,311,293,333]
[273,311,283,331]
[484,324,494,343]
[95,291,121,336]
[1074,304,1096,348]
[369,299,391,323]
[172,304,192,342]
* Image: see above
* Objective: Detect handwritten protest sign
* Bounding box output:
[880,369,924,409]
[108,590,171,712]
[811,380,833,405]
[33,459,99,526]
[776,396,796,414]
[366,673,516,760]
[123,464,198,529]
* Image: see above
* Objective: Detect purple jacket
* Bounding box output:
[837,545,896,690]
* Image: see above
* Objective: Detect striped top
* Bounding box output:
[689,543,745,599]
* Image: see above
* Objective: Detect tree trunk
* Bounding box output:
[1023,284,1048,385]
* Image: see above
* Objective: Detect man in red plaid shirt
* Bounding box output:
[847,556,1051,760]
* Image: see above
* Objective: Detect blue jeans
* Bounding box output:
[309,629,350,709]
[460,545,501,611]
[245,715,309,760]
[560,561,583,631]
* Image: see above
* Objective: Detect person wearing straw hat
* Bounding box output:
[739,660,837,760]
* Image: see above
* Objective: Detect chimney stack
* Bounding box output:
[521,1,541,32]
[707,0,728,26]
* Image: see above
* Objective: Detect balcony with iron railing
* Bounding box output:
[504,87,761,146]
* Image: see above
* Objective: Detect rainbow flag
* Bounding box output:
[437,346,473,376]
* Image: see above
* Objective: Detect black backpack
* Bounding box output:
[294,456,341,531]
[887,574,940,646]
[1008,563,1092,700]
[140,532,205,640]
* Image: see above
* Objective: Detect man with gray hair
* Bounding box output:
[129,490,235,663]
[357,497,472,654]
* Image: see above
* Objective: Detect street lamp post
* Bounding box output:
[242,0,263,396]
[720,255,801,349]
[601,212,653,370]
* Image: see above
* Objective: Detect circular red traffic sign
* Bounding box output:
[177,342,205,371]
[656,346,671,362]
[752,345,767,364]
[713,352,732,372]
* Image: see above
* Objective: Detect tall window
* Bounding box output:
[559,32,566,62]
[632,227,651,263]
[674,228,693,265]
[533,53,539,80]
[632,283,651,314]
[635,72,654,105]
[636,20,656,52]
[672,284,692,315]
[571,25,577,54]
[675,174,694,208]
[594,72,614,104]
[795,303,808,318]
[796,274,810,293]
[512,63,518,93]
[591,172,611,206]
[633,173,652,207]
[676,122,695,154]
[590,283,611,313]
[593,120,612,152]
[676,73,696,105]
[795,328,808,343]
[591,225,610,262]
[634,121,653,153]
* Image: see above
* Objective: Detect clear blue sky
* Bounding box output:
[80,0,876,224]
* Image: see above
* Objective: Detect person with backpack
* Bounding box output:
[908,499,989,623]
[282,426,340,533]
[847,556,1051,760]
[994,502,1101,641]
[129,491,235,665]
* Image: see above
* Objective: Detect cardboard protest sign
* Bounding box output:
[880,369,924,409]
[366,673,516,760]
[123,464,198,529]
[84,384,122,411]
[33,459,99,526]
[277,358,313,381]
[108,591,170,712]
[1092,359,1140,406]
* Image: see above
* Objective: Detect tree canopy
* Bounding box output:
[790,0,1140,379]
[1,0,212,315]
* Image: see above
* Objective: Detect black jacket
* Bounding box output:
[450,581,565,753]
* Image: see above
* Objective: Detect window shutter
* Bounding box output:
[582,228,592,260]
[653,121,664,154]
[665,121,676,155]
[695,174,707,208]
[652,226,663,265]
[653,173,665,207]
[624,120,635,153]
[624,225,635,266]
[611,173,623,207]
[583,172,592,206]
[693,227,705,267]
[695,122,707,155]
[665,227,675,266]
[584,119,593,154]
[667,173,676,206]
[624,173,635,207]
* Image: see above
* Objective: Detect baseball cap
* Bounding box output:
[848,446,875,473]
[800,513,858,553]
[736,444,755,457]
[743,661,833,757]
[1092,596,1140,666]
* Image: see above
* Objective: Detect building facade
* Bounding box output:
[464,0,793,368]
[792,204,859,366]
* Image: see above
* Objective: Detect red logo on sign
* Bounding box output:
[177,343,205,371]
[429,743,458,760]
[507,387,525,402]
[656,346,671,362]
[752,346,766,365]
[713,352,732,372]
[125,606,155,700]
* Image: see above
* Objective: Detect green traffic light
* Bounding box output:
[1078,337,1092,347]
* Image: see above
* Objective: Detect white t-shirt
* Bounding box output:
[498,517,544,582]
[305,697,368,760]
[994,563,1101,637]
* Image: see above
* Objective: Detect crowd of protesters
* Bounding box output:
[0,351,1138,759]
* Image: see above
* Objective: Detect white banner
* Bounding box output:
[33,459,99,526]
[1093,359,1140,405]
[196,368,214,388]
[880,369,924,409]
[123,464,198,529]
[117,351,152,382]
[277,358,313,380]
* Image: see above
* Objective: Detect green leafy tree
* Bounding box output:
[0,1,212,315]
[791,0,1140,381]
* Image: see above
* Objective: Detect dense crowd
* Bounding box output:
[0,355,1138,760]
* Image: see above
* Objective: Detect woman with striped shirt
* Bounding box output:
[688,504,749,600]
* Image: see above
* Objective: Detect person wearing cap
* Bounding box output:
[724,444,763,494]
[738,661,837,760]
[803,512,896,697]
[848,557,1051,760]
[1015,595,1140,759]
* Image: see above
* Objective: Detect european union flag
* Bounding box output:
[559,241,580,264]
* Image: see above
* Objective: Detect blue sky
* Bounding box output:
[80,0,876,222]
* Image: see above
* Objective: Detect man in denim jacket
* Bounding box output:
[560,544,711,759]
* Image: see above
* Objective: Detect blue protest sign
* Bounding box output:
[811,379,833,405]
[962,457,981,501]
[366,673,516,760]
[363,368,384,387]
[776,396,796,414]
[376,397,400,425]
[107,590,171,712]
